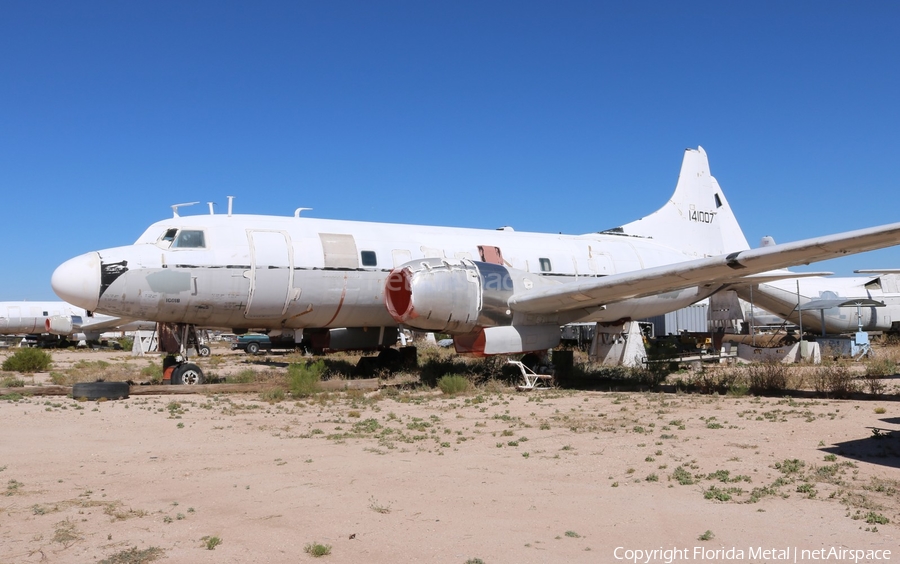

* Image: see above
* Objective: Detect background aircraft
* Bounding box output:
[736,271,900,335]
[50,147,900,383]
[0,300,152,346]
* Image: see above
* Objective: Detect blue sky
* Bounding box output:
[2,1,899,300]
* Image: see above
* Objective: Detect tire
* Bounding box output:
[171,363,204,385]
[72,381,129,401]
[246,342,260,355]
[198,345,211,357]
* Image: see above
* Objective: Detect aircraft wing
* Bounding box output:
[79,316,145,334]
[721,270,833,285]
[854,269,900,274]
[508,221,900,315]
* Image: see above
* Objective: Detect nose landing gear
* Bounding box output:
[158,323,206,385]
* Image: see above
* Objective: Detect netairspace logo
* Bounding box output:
[613,546,892,564]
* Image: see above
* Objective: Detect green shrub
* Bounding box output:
[140,361,163,384]
[228,369,257,384]
[672,466,695,485]
[2,348,52,373]
[304,542,331,557]
[1,376,25,388]
[289,361,325,397]
[775,459,805,474]
[49,372,68,386]
[437,374,470,395]
[865,357,897,377]
[260,388,285,403]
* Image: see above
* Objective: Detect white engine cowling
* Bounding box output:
[384,258,563,354]
[384,258,483,333]
[45,316,77,335]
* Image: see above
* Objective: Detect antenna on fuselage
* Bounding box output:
[207,202,215,215]
[171,202,199,218]
[294,207,313,217]
[227,196,235,217]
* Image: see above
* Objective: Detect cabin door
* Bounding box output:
[246,230,293,319]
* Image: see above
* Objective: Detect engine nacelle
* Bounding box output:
[45,315,80,335]
[385,258,481,333]
[384,257,558,334]
[453,325,561,356]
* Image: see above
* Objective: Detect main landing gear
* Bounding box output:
[158,323,206,385]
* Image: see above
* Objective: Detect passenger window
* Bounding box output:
[539,258,552,272]
[172,230,206,249]
[361,250,377,267]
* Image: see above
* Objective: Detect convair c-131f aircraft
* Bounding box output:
[51,147,900,383]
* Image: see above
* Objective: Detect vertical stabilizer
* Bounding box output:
[616,147,750,258]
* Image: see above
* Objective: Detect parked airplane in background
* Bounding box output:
[0,300,153,346]
[736,271,900,335]
[50,147,900,383]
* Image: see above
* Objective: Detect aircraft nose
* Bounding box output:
[51,252,101,311]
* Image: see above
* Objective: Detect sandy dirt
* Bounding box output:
[1,347,899,563]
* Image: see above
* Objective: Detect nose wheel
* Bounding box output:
[172,362,204,385]
[158,323,207,385]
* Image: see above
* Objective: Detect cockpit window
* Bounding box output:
[171,230,206,249]
[161,228,178,243]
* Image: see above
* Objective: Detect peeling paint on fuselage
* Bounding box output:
[146,270,193,294]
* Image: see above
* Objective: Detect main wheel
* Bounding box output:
[198,345,211,357]
[171,363,204,385]
[72,381,130,400]
[246,342,260,355]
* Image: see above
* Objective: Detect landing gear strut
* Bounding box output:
[158,323,206,385]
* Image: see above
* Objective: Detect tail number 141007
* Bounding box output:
[690,210,716,224]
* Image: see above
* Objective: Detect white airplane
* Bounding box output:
[50,147,900,383]
[0,300,153,345]
[736,271,900,335]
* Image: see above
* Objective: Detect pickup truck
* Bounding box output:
[230,334,299,354]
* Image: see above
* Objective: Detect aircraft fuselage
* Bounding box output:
[54,214,713,332]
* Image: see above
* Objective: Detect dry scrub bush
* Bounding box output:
[865,357,897,378]
[419,348,514,387]
[63,359,141,384]
[746,359,790,392]
[685,366,742,394]
[812,363,858,398]
[862,356,896,396]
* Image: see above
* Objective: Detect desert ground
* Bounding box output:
[1,344,899,564]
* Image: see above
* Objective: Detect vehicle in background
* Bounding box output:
[230,333,301,355]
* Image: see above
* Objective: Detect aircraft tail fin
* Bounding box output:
[614,147,750,257]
